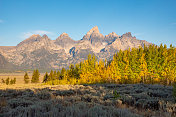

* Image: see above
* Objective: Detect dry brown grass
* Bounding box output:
[0,97,7,107]
[0,72,45,85]
[0,97,7,113]
[0,73,175,117]
[0,84,175,117]
[0,83,85,90]
[0,72,86,90]
[0,84,142,117]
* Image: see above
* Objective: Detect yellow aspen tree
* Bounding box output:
[139,53,148,83]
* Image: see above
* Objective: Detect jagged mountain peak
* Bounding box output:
[0,27,152,70]
[104,32,119,44]
[56,32,71,40]
[26,34,42,41]
[55,32,76,53]
[82,26,104,41]
[17,34,42,47]
[16,33,54,49]
[30,34,41,38]
[105,32,118,37]
[42,34,49,38]
[110,32,118,36]
[87,26,99,35]
[60,32,69,37]
[121,32,133,38]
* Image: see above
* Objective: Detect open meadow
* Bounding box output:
[0,76,176,117]
[0,72,45,86]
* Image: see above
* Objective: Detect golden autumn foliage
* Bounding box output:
[43,44,176,85]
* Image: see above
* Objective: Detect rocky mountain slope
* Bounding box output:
[0,26,152,71]
[0,53,17,71]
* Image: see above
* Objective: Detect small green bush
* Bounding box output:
[5,77,10,85]
[1,79,5,83]
[1,77,16,85]
[113,90,121,99]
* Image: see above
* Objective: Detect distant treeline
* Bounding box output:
[34,44,176,85]
[1,77,16,85]
[24,70,40,84]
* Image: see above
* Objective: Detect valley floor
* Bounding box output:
[0,84,175,117]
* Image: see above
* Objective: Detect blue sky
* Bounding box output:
[0,0,176,46]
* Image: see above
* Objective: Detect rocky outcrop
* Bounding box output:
[55,33,77,53]
[0,34,67,69]
[104,32,118,44]
[82,26,105,52]
[0,53,17,70]
[0,26,152,71]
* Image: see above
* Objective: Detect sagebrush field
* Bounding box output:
[0,81,176,117]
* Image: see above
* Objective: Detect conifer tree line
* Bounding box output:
[24,69,40,84]
[1,77,16,85]
[31,69,40,83]
[43,44,176,85]
[24,72,30,84]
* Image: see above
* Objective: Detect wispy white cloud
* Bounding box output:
[33,30,53,35]
[21,30,54,39]
[0,19,4,23]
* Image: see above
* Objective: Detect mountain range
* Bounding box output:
[0,26,151,71]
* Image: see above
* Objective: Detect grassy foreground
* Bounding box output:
[0,83,176,117]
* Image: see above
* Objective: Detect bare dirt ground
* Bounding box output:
[0,84,176,117]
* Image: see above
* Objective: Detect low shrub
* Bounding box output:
[173,83,176,102]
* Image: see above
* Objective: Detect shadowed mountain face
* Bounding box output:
[0,26,152,71]
[0,53,17,70]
